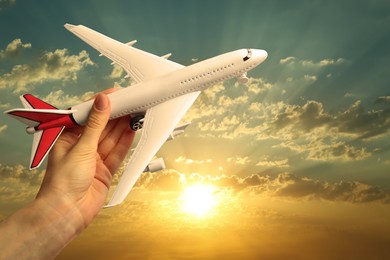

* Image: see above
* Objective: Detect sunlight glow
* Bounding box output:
[181,185,217,217]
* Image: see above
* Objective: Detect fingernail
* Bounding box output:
[94,94,108,111]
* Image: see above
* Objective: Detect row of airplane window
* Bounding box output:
[180,63,235,85]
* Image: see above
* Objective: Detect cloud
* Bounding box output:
[376,96,390,104]
[175,156,212,165]
[266,99,390,141]
[344,92,356,98]
[0,48,94,93]
[202,83,225,101]
[268,100,332,133]
[245,77,273,94]
[280,56,297,65]
[274,173,390,203]
[0,102,10,109]
[186,79,273,133]
[303,74,317,82]
[135,169,184,191]
[227,156,251,165]
[281,140,371,161]
[256,158,289,168]
[265,100,389,160]
[107,64,124,79]
[278,56,348,83]
[300,141,368,161]
[0,163,43,185]
[0,39,31,59]
[0,0,15,11]
[132,170,390,204]
[0,125,8,134]
[41,90,95,108]
[280,56,346,67]
[0,164,44,203]
[334,100,390,140]
[318,58,346,66]
[183,76,390,161]
[105,64,131,88]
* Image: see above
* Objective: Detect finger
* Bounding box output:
[49,126,84,160]
[65,126,84,137]
[77,94,111,149]
[104,127,135,174]
[98,116,124,145]
[81,88,119,144]
[98,116,131,160]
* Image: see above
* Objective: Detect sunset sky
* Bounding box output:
[1,0,390,259]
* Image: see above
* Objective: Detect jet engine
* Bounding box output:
[144,158,165,172]
[237,72,249,84]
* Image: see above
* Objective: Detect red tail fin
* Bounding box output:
[22,94,57,109]
[4,94,73,169]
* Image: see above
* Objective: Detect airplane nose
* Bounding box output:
[252,49,268,63]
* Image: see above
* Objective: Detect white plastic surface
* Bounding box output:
[64,24,183,83]
[106,91,200,207]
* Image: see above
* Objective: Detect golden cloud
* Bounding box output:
[0,125,8,134]
[274,173,390,203]
[0,48,94,92]
[125,169,390,204]
[0,0,15,11]
[40,90,95,108]
[0,164,44,205]
[107,64,124,79]
[256,158,289,168]
[184,76,389,161]
[280,56,346,67]
[0,38,31,59]
[175,156,213,165]
[376,96,390,104]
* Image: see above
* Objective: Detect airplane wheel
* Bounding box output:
[130,115,144,131]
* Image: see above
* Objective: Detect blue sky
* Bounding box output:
[1,0,390,258]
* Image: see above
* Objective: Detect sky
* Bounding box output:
[0,0,390,259]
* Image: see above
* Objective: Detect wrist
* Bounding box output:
[34,188,87,236]
[1,194,85,259]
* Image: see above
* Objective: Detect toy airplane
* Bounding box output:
[5,24,267,207]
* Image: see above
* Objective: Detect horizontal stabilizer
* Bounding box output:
[3,94,72,169]
[5,94,72,126]
[30,127,64,169]
[5,109,75,127]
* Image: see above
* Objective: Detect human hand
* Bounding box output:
[36,90,135,228]
[0,89,135,259]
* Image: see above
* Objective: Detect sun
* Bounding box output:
[180,184,217,217]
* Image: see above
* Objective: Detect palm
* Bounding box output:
[40,115,134,225]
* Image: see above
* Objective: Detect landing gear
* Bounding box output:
[130,115,145,131]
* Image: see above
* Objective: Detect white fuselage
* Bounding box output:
[71,49,267,125]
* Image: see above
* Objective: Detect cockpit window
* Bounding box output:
[243,49,252,62]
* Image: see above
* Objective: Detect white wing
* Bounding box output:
[64,23,197,207]
[64,23,183,83]
[106,91,200,207]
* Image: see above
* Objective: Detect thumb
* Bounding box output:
[77,93,111,148]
